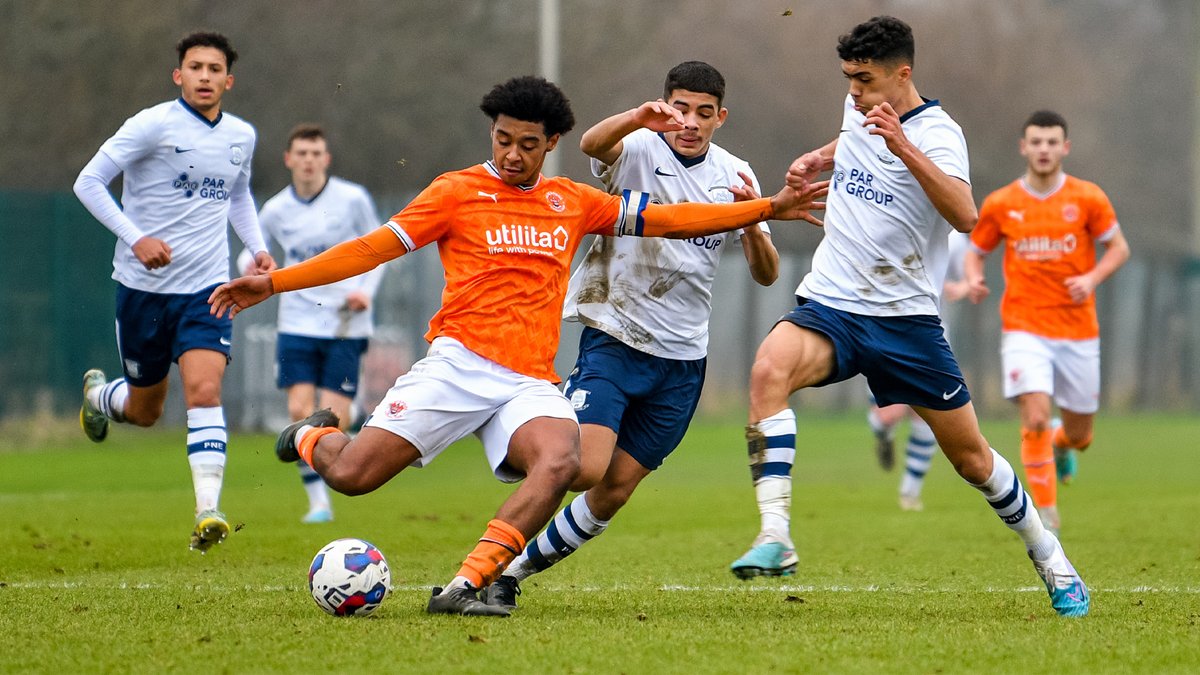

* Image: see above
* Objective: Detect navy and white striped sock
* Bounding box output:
[505,493,610,581]
[90,377,129,423]
[970,448,1055,559]
[749,409,795,540]
[186,407,227,514]
[297,460,330,511]
[899,418,937,497]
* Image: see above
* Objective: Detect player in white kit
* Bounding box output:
[73,32,275,552]
[481,62,799,609]
[251,124,383,524]
[733,16,1089,616]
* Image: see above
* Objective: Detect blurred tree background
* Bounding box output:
[1,0,1196,422]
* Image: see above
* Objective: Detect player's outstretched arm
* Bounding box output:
[786,138,838,192]
[733,171,780,286]
[580,101,685,166]
[208,225,408,318]
[635,180,828,240]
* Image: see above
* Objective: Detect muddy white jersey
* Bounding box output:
[563,128,769,359]
[797,95,970,316]
[257,176,383,339]
[97,98,259,293]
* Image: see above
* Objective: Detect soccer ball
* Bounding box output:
[308,538,391,616]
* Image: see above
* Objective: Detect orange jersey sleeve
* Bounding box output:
[387,164,623,382]
[976,176,1118,339]
[270,226,406,293]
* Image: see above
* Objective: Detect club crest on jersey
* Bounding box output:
[1061,203,1080,223]
[386,400,408,419]
[546,191,566,212]
[229,145,244,166]
[124,359,141,379]
[570,388,590,411]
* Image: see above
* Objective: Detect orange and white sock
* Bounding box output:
[1020,427,1056,508]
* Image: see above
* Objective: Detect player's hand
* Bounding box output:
[208,274,273,319]
[785,151,827,192]
[864,102,911,155]
[344,290,370,312]
[965,276,990,304]
[132,236,172,270]
[767,180,830,227]
[252,251,277,274]
[731,171,761,202]
[942,279,970,303]
[631,100,686,133]
[1064,273,1097,304]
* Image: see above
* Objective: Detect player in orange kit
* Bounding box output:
[965,110,1130,534]
[208,76,825,616]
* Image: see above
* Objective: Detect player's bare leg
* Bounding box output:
[287,384,349,523]
[570,423,618,492]
[732,323,834,579]
[915,403,1088,617]
[179,349,231,552]
[1052,408,1093,486]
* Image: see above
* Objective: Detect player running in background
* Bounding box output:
[247,123,384,524]
[73,32,275,553]
[964,110,1129,535]
[868,230,970,512]
[208,76,824,616]
[482,61,786,608]
[731,16,1089,616]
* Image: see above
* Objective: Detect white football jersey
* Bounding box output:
[258,177,383,339]
[98,98,258,293]
[797,95,970,316]
[563,128,769,359]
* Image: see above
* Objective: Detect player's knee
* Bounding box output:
[533,447,581,492]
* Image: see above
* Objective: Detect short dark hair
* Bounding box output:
[479,76,576,138]
[286,123,326,150]
[664,61,726,106]
[176,31,238,70]
[837,16,914,66]
[1023,110,1068,138]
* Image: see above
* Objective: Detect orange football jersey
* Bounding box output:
[388,163,623,382]
[972,175,1119,339]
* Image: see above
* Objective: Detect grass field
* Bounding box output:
[1,413,1197,673]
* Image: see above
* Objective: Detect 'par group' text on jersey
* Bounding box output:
[96,98,259,294]
[564,128,769,359]
[798,95,970,316]
[258,177,383,339]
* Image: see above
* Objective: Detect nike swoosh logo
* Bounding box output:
[942,384,963,400]
[219,338,232,346]
[174,147,194,153]
[654,167,677,177]
[839,129,850,134]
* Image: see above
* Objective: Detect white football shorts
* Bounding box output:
[364,336,577,482]
[1000,330,1100,414]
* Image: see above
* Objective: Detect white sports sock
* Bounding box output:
[90,378,129,423]
[505,493,610,582]
[867,407,894,438]
[749,409,796,541]
[186,407,227,514]
[298,461,331,511]
[969,448,1055,559]
[899,417,937,497]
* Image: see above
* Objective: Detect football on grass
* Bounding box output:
[308,538,391,616]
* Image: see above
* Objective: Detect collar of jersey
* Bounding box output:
[656,133,707,168]
[1019,172,1068,200]
[484,160,541,191]
[290,179,330,205]
[899,97,940,124]
[176,97,223,128]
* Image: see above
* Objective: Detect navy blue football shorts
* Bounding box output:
[114,282,232,387]
[563,326,705,471]
[778,297,970,410]
[276,333,368,396]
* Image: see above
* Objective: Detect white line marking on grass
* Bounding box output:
[5,581,1200,594]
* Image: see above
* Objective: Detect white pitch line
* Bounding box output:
[4,581,1199,594]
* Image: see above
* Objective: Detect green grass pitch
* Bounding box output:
[1,413,1197,672]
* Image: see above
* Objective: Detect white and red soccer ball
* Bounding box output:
[308,538,391,616]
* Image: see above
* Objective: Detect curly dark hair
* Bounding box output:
[664,61,725,105]
[836,16,914,66]
[1024,110,1068,138]
[177,31,238,70]
[479,76,576,138]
